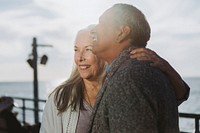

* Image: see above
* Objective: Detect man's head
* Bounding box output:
[91,3,151,64]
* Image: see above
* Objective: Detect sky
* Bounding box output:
[0,0,200,82]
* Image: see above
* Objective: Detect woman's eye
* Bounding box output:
[86,48,92,51]
[74,48,78,52]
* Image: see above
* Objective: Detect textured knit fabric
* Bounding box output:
[40,92,94,133]
[177,81,190,105]
[39,92,79,133]
[89,46,179,133]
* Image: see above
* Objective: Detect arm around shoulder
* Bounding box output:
[130,48,190,105]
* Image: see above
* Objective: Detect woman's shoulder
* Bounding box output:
[47,90,56,100]
[44,89,59,108]
[47,87,63,101]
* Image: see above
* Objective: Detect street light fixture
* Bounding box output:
[40,55,48,65]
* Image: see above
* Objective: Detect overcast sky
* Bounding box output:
[0,0,199,82]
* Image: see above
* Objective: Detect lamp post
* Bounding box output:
[27,37,52,124]
[32,38,39,124]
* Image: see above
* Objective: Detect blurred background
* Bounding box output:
[0,0,199,132]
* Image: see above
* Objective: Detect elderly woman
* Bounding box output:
[39,26,189,133]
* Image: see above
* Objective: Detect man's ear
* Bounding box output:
[116,26,131,43]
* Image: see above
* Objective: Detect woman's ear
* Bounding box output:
[116,26,131,43]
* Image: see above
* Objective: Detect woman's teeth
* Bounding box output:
[80,65,90,69]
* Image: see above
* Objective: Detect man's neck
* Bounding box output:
[106,43,131,64]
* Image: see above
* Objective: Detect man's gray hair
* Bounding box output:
[111,3,151,47]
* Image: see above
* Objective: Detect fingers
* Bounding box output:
[130,52,152,61]
[130,48,170,72]
[130,48,157,57]
[130,48,147,54]
[130,48,160,65]
[130,48,158,61]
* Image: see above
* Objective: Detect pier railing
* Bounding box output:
[179,112,200,133]
[10,97,200,133]
[12,96,46,124]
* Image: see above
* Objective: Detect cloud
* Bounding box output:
[0,0,200,81]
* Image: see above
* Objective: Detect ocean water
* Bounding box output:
[0,80,60,125]
[0,77,199,132]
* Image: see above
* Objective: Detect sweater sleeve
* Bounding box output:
[39,93,62,133]
[177,81,190,105]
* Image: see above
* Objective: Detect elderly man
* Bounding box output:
[89,3,179,133]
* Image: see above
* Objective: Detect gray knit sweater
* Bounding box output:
[89,46,179,133]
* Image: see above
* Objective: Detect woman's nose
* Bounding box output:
[78,52,86,62]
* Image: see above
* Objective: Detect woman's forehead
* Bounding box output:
[75,31,93,46]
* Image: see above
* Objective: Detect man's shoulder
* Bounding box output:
[119,59,153,73]
[118,59,167,81]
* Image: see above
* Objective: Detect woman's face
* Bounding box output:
[74,29,105,80]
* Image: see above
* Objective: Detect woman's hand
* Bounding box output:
[130,48,170,73]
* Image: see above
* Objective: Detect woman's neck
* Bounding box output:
[83,79,102,107]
